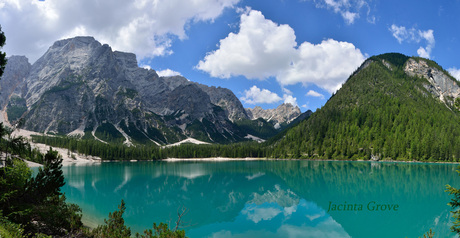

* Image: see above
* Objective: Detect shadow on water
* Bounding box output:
[60,160,460,237]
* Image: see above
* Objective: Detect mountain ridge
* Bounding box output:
[246,103,301,128]
[1,36,303,145]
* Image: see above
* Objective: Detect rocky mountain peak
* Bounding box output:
[1,36,251,144]
[42,36,102,67]
[246,103,301,125]
[114,51,138,69]
[197,85,249,121]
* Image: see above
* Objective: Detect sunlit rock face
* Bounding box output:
[246,103,302,125]
[1,36,250,144]
[404,58,460,107]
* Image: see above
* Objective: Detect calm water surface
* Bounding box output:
[60,160,460,237]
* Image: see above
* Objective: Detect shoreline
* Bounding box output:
[162,157,460,164]
[163,157,269,162]
[24,142,102,167]
[13,129,459,166]
[12,129,103,167]
[26,155,460,167]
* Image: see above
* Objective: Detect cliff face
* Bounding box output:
[404,58,460,107]
[0,56,30,109]
[1,36,250,144]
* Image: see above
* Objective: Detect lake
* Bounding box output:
[60,160,460,237]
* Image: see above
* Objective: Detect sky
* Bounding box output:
[1,0,460,112]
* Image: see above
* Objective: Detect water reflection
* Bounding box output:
[60,161,460,237]
[190,198,350,238]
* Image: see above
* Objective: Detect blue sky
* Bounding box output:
[1,0,460,112]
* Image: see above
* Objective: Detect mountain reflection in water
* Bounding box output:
[61,160,459,237]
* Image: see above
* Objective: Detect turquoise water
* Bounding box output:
[60,160,460,237]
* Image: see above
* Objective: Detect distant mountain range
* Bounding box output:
[272,53,460,161]
[0,36,302,145]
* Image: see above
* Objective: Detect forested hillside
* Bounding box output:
[270,53,460,161]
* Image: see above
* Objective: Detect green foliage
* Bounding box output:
[6,96,27,122]
[119,120,152,144]
[446,167,460,234]
[91,200,187,238]
[163,142,269,159]
[371,53,409,69]
[92,199,131,238]
[0,25,6,78]
[235,118,278,139]
[419,229,434,238]
[31,132,271,160]
[0,140,83,237]
[136,223,186,238]
[32,135,165,161]
[146,126,167,144]
[0,158,31,221]
[95,122,125,143]
[0,212,25,238]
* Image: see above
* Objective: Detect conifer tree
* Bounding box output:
[0,25,6,78]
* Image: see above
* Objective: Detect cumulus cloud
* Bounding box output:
[281,87,298,107]
[241,86,282,104]
[448,68,460,81]
[283,95,298,107]
[0,0,240,62]
[197,9,297,79]
[278,39,365,93]
[308,0,375,24]
[389,24,435,59]
[197,9,365,94]
[156,69,182,77]
[306,90,325,99]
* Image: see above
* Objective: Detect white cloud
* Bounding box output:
[283,95,298,107]
[341,11,359,25]
[309,0,374,24]
[282,87,293,95]
[281,87,298,107]
[156,69,182,77]
[242,205,282,223]
[241,86,282,104]
[448,68,460,81]
[197,10,297,79]
[198,10,365,94]
[306,90,325,99]
[389,25,410,44]
[278,39,365,93]
[0,0,240,62]
[389,25,435,59]
[140,65,152,70]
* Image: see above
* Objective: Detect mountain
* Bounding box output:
[246,103,301,129]
[271,53,460,161]
[0,36,257,144]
